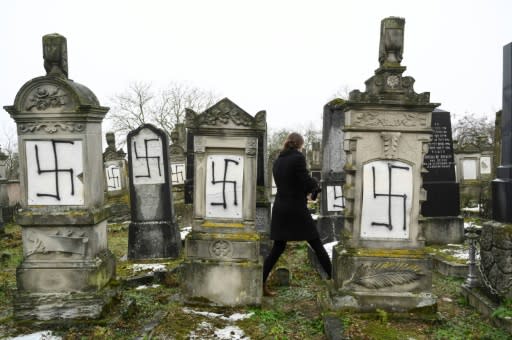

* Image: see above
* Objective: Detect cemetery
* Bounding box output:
[1,16,512,340]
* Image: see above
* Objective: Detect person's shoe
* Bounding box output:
[263,284,277,297]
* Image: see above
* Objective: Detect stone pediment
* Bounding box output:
[7,76,100,115]
[185,98,266,130]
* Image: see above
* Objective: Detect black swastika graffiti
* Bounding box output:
[210,158,239,209]
[371,163,409,231]
[35,140,75,201]
[107,166,121,189]
[133,138,162,178]
[332,186,345,209]
[171,164,185,184]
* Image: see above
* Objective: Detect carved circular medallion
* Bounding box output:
[209,240,233,258]
[386,75,400,89]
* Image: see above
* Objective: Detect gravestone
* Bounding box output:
[127,124,181,259]
[169,124,191,228]
[182,98,264,306]
[493,42,512,222]
[317,99,346,243]
[4,33,115,320]
[421,109,463,244]
[331,17,438,313]
[309,141,322,181]
[103,132,130,222]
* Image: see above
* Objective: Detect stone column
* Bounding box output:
[492,42,512,222]
[0,148,7,234]
[169,124,191,228]
[182,98,264,306]
[127,124,181,259]
[331,17,438,313]
[4,33,115,320]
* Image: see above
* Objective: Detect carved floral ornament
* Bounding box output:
[381,132,401,159]
[352,111,428,128]
[343,262,423,289]
[209,239,233,258]
[19,122,85,134]
[24,85,69,112]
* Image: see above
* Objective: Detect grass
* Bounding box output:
[0,222,511,339]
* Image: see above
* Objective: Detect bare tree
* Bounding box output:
[267,123,321,158]
[0,126,19,180]
[452,113,495,146]
[107,81,219,143]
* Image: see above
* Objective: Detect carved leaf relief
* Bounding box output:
[25,86,68,111]
[19,122,85,134]
[348,263,423,289]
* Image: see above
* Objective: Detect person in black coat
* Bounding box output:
[263,132,332,296]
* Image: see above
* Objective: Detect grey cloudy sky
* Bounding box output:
[1,0,511,148]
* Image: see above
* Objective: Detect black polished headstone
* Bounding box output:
[422,109,460,216]
[493,42,512,222]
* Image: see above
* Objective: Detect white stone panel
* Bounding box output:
[105,165,122,191]
[361,160,412,239]
[480,156,491,175]
[26,140,84,205]
[206,155,243,219]
[462,159,477,180]
[170,163,186,185]
[327,185,344,212]
[131,128,165,185]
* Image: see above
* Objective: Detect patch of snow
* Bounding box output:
[180,226,192,239]
[311,214,318,221]
[323,241,339,260]
[135,284,160,290]
[183,307,253,321]
[439,248,469,261]
[462,205,480,212]
[9,331,62,340]
[442,297,453,303]
[446,244,463,248]
[189,321,213,339]
[132,263,166,273]
[214,325,247,339]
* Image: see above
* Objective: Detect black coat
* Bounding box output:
[270,148,320,241]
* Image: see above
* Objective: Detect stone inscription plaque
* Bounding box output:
[131,128,165,185]
[105,165,122,191]
[26,140,84,205]
[206,155,243,219]
[422,112,456,182]
[480,156,491,175]
[171,163,185,185]
[326,185,344,212]
[462,159,477,180]
[361,160,412,239]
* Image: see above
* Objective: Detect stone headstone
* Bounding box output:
[169,124,192,228]
[103,132,130,222]
[4,33,115,320]
[421,109,463,244]
[182,98,264,306]
[317,99,346,243]
[331,17,437,313]
[127,124,181,259]
[493,42,512,222]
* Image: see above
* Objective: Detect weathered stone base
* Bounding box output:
[182,260,262,306]
[316,215,344,244]
[17,250,115,293]
[13,290,113,321]
[331,245,436,313]
[128,221,181,259]
[432,255,468,278]
[422,216,464,245]
[330,290,437,313]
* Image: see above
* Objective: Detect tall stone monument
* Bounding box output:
[169,124,191,227]
[4,33,115,319]
[0,147,7,234]
[103,132,130,222]
[421,109,463,244]
[331,18,438,312]
[182,98,264,306]
[317,99,346,243]
[127,124,181,259]
[493,42,512,222]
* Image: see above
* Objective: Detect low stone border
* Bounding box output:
[431,255,468,278]
[461,285,512,335]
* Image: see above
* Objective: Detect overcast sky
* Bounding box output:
[1,0,511,148]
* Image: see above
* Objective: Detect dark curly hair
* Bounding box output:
[282,132,304,151]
